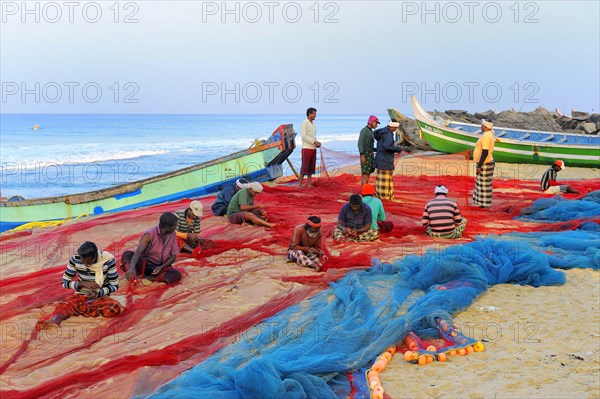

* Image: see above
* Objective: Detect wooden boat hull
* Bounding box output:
[0,124,296,232]
[411,97,600,168]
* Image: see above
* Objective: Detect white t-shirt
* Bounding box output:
[301,119,317,149]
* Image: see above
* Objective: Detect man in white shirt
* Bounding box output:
[298,107,321,188]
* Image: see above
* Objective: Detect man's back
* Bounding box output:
[422,196,462,234]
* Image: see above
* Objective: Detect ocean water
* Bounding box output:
[0,114,366,198]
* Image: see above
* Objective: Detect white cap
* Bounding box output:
[434,185,449,195]
[236,178,250,189]
[190,200,203,217]
[388,121,400,128]
[249,182,263,193]
[481,120,494,129]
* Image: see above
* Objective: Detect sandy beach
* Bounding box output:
[383,267,600,399]
[1,154,599,398]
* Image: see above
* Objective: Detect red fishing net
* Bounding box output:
[1,150,597,398]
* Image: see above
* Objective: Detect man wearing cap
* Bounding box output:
[422,185,467,239]
[472,120,496,208]
[288,215,327,271]
[227,182,276,228]
[333,194,379,242]
[373,120,404,200]
[298,107,321,189]
[358,116,381,185]
[540,160,580,194]
[361,184,393,233]
[175,200,214,254]
[212,178,250,216]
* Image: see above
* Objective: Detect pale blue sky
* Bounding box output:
[1,0,598,114]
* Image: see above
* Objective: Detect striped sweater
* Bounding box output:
[422,195,463,234]
[62,251,119,298]
[540,167,558,191]
[175,209,201,235]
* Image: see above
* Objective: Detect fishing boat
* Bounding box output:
[411,96,600,168]
[0,124,296,233]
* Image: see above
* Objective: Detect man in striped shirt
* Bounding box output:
[175,200,214,253]
[44,242,122,327]
[540,160,580,194]
[422,185,467,239]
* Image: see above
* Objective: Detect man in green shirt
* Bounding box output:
[361,184,394,233]
[357,115,381,185]
[227,182,276,228]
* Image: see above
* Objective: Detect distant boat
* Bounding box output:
[411,97,600,168]
[0,124,296,232]
[33,124,40,130]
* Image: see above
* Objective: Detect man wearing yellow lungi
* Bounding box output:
[374,120,404,200]
[472,120,496,208]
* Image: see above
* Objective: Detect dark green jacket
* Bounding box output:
[357,126,374,155]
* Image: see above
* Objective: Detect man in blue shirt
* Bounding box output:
[332,194,379,242]
[211,178,249,216]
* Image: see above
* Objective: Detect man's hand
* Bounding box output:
[476,167,483,176]
[256,204,266,210]
[78,281,100,290]
[125,267,137,282]
[78,281,100,297]
[360,155,366,164]
[315,141,321,148]
[307,247,318,255]
[151,265,164,276]
[187,233,199,243]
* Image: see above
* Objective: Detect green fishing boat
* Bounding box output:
[0,124,296,232]
[411,97,600,168]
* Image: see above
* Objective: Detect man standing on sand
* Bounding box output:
[358,115,380,185]
[540,160,580,194]
[227,181,276,228]
[121,212,182,285]
[472,120,495,208]
[374,120,404,200]
[298,107,321,188]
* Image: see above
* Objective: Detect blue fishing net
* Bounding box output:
[519,190,600,221]
[147,238,572,399]
[480,223,600,270]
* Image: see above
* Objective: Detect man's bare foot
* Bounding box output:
[40,314,64,329]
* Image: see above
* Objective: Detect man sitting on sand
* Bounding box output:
[175,200,214,254]
[121,212,182,285]
[288,215,327,271]
[227,182,276,228]
[212,178,250,216]
[540,160,580,194]
[422,185,467,239]
[43,241,122,327]
[361,183,394,234]
[332,194,379,242]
